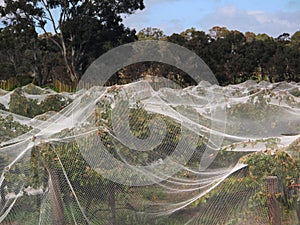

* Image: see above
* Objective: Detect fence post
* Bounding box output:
[49,169,65,225]
[265,176,281,225]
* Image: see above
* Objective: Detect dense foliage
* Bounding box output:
[128,27,300,86]
[0,5,299,87]
[0,0,145,86]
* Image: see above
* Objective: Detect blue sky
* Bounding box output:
[0,0,299,37]
[122,0,300,37]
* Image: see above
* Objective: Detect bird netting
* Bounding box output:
[0,78,299,225]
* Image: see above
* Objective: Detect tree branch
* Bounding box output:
[41,0,59,35]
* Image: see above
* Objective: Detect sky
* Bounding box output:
[0,0,299,38]
[122,0,300,37]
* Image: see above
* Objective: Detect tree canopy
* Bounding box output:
[154,27,300,85]
[0,0,145,86]
[0,4,299,88]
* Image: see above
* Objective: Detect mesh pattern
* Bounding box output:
[0,80,299,224]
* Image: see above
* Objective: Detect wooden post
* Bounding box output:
[265,176,281,225]
[49,169,65,225]
[108,182,116,225]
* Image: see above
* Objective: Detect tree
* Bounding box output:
[245,31,256,42]
[255,33,273,42]
[276,33,291,43]
[291,31,300,48]
[0,0,145,84]
[180,28,210,54]
[209,26,230,40]
[268,43,300,82]
[0,23,35,81]
[166,33,186,46]
[137,27,165,40]
[35,33,63,85]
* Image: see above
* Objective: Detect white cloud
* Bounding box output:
[145,0,180,5]
[247,11,271,23]
[123,0,202,34]
[158,19,184,35]
[219,5,237,17]
[122,8,151,32]
[122,1,300,37]
[199,6,300,37]
[287,0,300,9]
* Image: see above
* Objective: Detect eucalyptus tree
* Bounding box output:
[0,0,145,84]
[0,23,35,81]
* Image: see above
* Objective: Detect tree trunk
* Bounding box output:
[48,168,65,225]
[108,182,116,225]
[60,34,78,84]
[33,35,43,86]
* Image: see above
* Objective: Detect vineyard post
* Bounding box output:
[265,176,281,225]
[49,169,65,225]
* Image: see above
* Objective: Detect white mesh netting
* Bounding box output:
[0,79,299,224]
